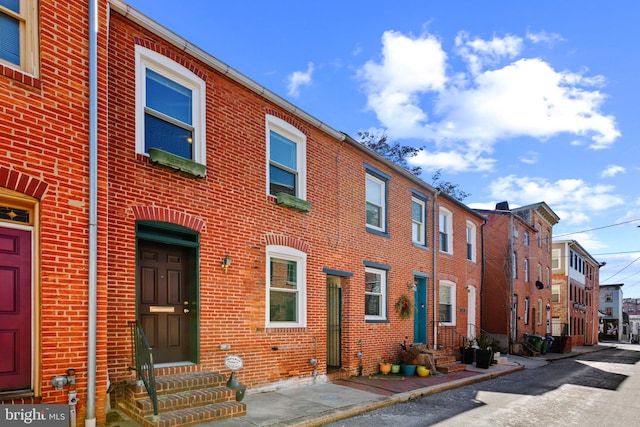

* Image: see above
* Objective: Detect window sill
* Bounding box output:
[275,192,311,212]
[148,148,206,178]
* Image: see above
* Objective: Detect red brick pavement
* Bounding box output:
[334,371,481,396]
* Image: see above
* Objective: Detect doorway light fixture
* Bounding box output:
[221,254,232,273]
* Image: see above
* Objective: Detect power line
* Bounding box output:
[554,218,640,237]
[601,255,640,282]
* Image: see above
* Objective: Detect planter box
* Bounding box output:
[475,349,494,369]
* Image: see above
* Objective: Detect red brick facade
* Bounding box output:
[1,2,482,425]
[0,0,110,425]
[477,203,558,352]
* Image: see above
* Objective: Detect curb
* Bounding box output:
[292,365,525,427]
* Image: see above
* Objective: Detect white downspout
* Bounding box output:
[432,191,440,349]
[86,0,98,426]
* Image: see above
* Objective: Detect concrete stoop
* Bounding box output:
[117,371,246,427]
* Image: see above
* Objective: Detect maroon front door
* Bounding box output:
[138,241,191,363]
[0,228,32,391]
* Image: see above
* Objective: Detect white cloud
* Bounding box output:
[287,62,314,98]
[525,29,565,45]
[455,31,522,75]
[601,165,626,178]
[520,151,539,164]
[357,30,621,173]
[487,175,624,224]
[410,148,494,172]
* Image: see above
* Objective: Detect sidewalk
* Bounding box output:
[106,344,611,427]
[212,344,610,427]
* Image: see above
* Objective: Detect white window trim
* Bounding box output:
[266,245,307,328]
[439,207,453,255]
[537,299,543,325]
[552,249,560,269]
[365,173,386,232]
[135,45,207,165]
[364,267,387,321]
[439,280,456,326]
[466,220,476,262]
[0,0,38,76]
[524,258,529,283]
[412,197,426,245]
[265,115,307,200]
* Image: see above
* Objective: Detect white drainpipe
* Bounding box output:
[86,0,98,426]
[432,191,440,349]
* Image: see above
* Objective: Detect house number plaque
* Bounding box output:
[224,355,243,371]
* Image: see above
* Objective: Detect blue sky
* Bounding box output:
[125,0,640,298]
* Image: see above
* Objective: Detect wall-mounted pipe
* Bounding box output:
[86,0,98,426]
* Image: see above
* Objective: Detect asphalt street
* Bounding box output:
[325,344,640,427]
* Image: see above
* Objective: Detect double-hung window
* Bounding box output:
[412,197,426,245]
[524,258,529,282]
[439,208,453,254]
[552,285,560,302]
[135,46,206,165]
[267,115,306,199]
[466,221,476,262]
[266,245,307,327]
[365,165,389,234]
[364,267,387,321]
[439,281,455,325]
[0,0,38,75]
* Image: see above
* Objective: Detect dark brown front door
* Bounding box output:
[138,241,191,363]
[0,227,32,391]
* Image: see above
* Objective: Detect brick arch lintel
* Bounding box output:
[263,233,310,254]
[437,273,458,284]
[0,167,48,199]
[131,206,206,233]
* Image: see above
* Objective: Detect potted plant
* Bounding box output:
[460,337,476,364]
[379,354,392,375]
[399,344,421,376]
[474,332,495,369]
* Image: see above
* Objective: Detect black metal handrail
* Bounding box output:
[430,321,468,349]
[128,321,158,419]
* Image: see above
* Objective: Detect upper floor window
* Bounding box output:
[266,245,307,327]
[552,285,560,302]
[365,166,389,234]
[512,251,518,279]
[267,116,306,199]
[412,197,426,245]
[524,258,529,282]
[439,281,456,325]
[0,0,38,75]
[537,263,542,282]
[605,292,613,302]
[135,46,206,164]
[552,249,560,269]
[546,231,551,252]
[439,207,453,254]
[523,231,529,246]
[537,223,542,247]
[466,221,476,262]
[365,266,387,321]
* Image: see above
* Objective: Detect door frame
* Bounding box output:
[326,275,342,370]
[413,274,429,345]
[135,221,200,365]
[0,189,40,396]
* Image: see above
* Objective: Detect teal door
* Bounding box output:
[414,276,428,344]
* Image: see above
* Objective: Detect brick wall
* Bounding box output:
[105,10,486,390]
[0,1,110,425]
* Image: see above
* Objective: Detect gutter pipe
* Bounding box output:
[86,0,98,426]
[432,190,440,349]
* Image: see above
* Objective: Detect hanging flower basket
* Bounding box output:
[395,294,413,319]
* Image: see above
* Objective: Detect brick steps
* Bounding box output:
[433,350,467,374]
[118,371,246,426]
